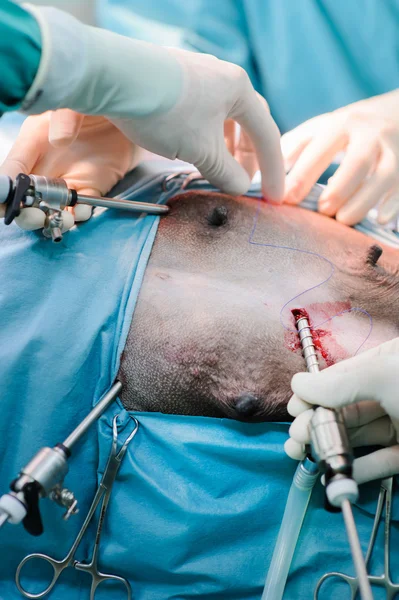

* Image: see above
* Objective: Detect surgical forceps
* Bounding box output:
[314,477,399,600]
[15,414,139,600]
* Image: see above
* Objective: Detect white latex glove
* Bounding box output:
[223,94,276,185]
[0,112,138,230]
[22,5,284,202]
[281,109,399,225]
[285,337,399,484]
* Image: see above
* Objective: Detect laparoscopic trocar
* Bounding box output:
[263,311,374,600]
[0,382,139,600]
[0,382,125,535]
[0,172,169,242]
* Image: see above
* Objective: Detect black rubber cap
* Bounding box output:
[22,482,44,536]
[55,443,71,458]
[4,173,31,225]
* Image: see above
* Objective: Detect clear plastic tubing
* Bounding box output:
[261,457,319,600]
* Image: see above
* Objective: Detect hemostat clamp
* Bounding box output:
[0,173,169,242]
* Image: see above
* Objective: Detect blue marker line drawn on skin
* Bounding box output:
[248,198,373,356]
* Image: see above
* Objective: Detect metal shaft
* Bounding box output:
[295,315,372,599]
[295,316,320,373]
[63,381,122,450]
[341,499,374,600]
[76,193,169,215]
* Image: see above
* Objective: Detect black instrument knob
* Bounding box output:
[21,482,44,536]
[4,173,31,225]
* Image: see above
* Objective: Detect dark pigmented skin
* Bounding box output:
[235,393,262,417]
[366,244,383,266]
[118,191,399,422]
[207,206,228,227]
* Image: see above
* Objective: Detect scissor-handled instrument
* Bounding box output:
[0,172,169,242]
[15,414,139,600]
[315,477,399,600]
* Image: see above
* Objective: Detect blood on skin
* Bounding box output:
[306,300,351,324]
[312,328,337,366]
[291,307,309,322]
[285,302,350,367]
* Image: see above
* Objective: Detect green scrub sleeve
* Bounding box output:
[0,1,42,116]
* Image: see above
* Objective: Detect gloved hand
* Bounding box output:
[281,106,399,225]
[0,111,139,230]
[22,5,284,202]
[285,337,399,484]
[224,120,259,183]
[223,93,274,186]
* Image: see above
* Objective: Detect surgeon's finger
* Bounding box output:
[196,137,251,196]
[291,356,399,415]
[284,130,347,205]
[236,125,259,180]
[224,120,258,180]
[288,409,393,450]
[284,437,306,460]
[318,138,380,216]
[224,120,236,155]
[288,401,387,444]
[66,187,99,222]
[14,208,46,231]
[230,89,284,203]
[289,416,395,450]
[287,393,312,417]
[14,208,75,232]
[348,415,396,448]
[352,446,399,484]
[336,147,399,225]
[377,191,399,225]
[60,211,75,232]
[0,119,44,218]
[293,336,399,381]
[0,124,44,179]
[288,409,314,443]
[49,110,85,148]
[288,342,399,418]
[289,394,386,425]
[341,401,386,429]
[281,131,312,173]
[72,205,93,222]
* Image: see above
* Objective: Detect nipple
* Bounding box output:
[366,244,383,266]
[207,206,228,227]
[234,393,260,417]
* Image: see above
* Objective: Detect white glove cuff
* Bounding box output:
[21,4,87,114]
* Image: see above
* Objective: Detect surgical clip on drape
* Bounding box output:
[0,173,169,242]
[294,313,374,600]
[0,381,122,536]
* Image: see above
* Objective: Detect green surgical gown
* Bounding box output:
[0,1,41,116]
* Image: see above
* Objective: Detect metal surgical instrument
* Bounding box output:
[16,413,138,600]
[0,172,169,242]
[294,312,373,600]
[0,381,122,535]
[315,477,398,600]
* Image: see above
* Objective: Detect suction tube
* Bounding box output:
[261,457,319,599]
